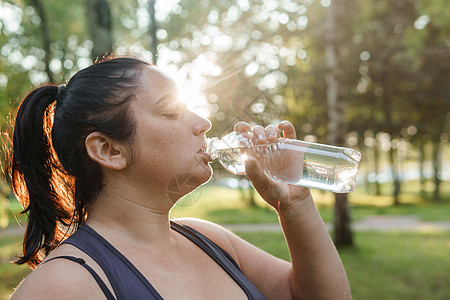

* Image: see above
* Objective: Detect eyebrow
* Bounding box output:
[155,94,177,106]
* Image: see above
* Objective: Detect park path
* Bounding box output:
[224,215,450,232]
[1,215,450,237]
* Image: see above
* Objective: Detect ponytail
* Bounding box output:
[10,86,75,269]
[8,56,147,269]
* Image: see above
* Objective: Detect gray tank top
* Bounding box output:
[48,222,266,299]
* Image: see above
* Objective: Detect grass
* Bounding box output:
[341,232,450,299]
[170,184,281,223]
[316,180,450,223]
[236,230,450,300]
[238,232,450,300]
[171,180,450,224]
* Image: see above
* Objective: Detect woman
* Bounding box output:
[8,57,351,299]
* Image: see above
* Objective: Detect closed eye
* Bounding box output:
[162,101,187,120]
[164,113,181,120]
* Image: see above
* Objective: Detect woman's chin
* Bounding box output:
[165,168,212,205]
[196,164,213,184]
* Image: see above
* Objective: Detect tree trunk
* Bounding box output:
[28,0,56,83]
[432,140,441,201]
[238,180,246,204]
[374,139,381,195]
[380,82,401,204]
[334,193,353,245]
[388,145,401,205]
[361,146,371,193]
[419,139,426,197]
[86,0,113,62]
[238,176,257,207]
[149,0,158,64]
[248,186,257,207]
[325,0,352,247]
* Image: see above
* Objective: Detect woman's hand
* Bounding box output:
[232,121,351,300]
[233,120,311,210]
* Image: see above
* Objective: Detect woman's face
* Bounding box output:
[126,65,212,202]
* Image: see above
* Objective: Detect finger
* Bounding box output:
[245,157,272,198]
[233,121,253,147]
[233,121,250,133]
[278,120,297,139]
[265,125,279,143]
[251,125,266,144]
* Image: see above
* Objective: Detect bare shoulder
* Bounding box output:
[11,257,104,300]
[173,217,233,243]
[174,217,229,235]
[173,217,240,263]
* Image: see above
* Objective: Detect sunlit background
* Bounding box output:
[0,0,448,200]
[0,0,449,298]
[7,1,447,181]
[0,0,448,208]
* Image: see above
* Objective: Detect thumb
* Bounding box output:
[245,156,271,196]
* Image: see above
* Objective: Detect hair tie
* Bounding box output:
[56,84,66,101]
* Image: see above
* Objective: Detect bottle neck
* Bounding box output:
[205,133,291,160]
[204,137,218,160]
[204,132,247,160]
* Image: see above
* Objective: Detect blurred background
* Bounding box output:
[0,0,449,299]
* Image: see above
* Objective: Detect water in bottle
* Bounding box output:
[204,131,361,193]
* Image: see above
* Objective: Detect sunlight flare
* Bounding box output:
[179,82,210,119]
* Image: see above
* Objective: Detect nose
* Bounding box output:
[192,112,211,136]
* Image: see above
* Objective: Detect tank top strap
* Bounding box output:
[44,255,116,300]
[61,225,163,300]
[170,221,266,300]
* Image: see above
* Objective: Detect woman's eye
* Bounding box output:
[164,113,181,120]
[163,101,186,119]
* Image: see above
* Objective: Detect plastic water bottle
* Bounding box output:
[204,132,361,193]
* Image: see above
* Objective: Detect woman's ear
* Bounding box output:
[85,132,128,170]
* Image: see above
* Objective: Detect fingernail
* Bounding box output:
[257,134,265,141]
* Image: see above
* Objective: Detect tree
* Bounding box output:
[26,0,56,83]
[325,0,353,246]
[353,0,449,202]
[86,0,113,61]
[148,0,157,64]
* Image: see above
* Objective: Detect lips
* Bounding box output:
[200,139,207,153]
[197,142,212,162]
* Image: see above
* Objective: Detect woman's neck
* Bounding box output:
[85,186,178,249]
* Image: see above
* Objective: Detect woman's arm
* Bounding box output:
[218,192,351,300]
[278,192,351,299]
[231,120,351,299]
[182,120,350,299]
[179,198,350,300]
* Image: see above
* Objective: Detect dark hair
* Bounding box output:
[8,57,149,268]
